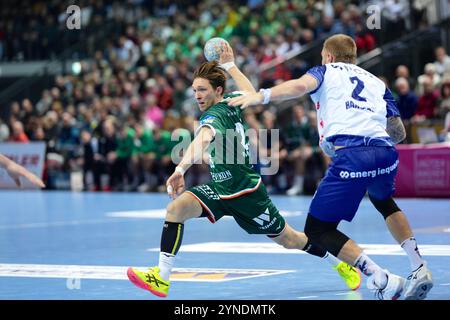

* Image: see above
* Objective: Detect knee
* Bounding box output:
[166,201,184,222]
[369,195,401,220]
[304,216,322,244]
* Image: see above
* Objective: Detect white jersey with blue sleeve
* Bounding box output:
[306,62,400,151]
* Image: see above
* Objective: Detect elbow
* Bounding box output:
[293,81,308,96]
[398,127,406,143]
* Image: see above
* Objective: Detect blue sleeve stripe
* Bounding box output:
[383,88,400,117]
[306,65,326,95]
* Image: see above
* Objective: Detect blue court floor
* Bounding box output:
[0,190,449,300]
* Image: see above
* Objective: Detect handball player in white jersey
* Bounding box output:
[228,34,433,300]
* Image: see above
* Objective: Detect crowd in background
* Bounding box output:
[0,0,449,194]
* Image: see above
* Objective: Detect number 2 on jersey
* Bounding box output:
[349,76,367,102]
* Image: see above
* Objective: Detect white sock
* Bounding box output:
[354,253,383,276]
[401,237,424,271]
[294,176,304,188]
[355,253,388,288]
[158,252,175,281]
[323,252,340,267]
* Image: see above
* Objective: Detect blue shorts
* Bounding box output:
[309,146,399,222]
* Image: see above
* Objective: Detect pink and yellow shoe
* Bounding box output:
[127,266,170,298]
[334,261,362,290]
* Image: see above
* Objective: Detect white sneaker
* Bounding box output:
[286,184,303,196]
[367,270,406,300]
[404,262,433,300]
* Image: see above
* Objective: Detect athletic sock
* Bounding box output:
[401,237,424,271]
[158,252,175,281]
[323,252,340,267]
[158,221,184,281]
[354,253,387,288]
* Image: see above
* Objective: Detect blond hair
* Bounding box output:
[323,34,357,64]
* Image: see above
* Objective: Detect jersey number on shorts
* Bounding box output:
[349,76,367,102]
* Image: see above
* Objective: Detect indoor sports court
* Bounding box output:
[1,0,450,303]
[0,191,448,300]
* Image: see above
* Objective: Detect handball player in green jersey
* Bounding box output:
[127,42,361,298]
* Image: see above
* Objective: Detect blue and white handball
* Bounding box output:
[204,37,229,62]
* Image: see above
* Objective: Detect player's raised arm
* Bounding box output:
[166,126,214,199]
[227,74,319,109]
[0,153,45,188]
[218,43,256,94]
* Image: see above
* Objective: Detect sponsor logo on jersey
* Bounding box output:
[200,115,216,125]
[211,170,233,182]
[339,160,399,179]
[252,208,278,230]
[345,100,374,113]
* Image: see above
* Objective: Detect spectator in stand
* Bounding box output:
[395,77,418,143]
[80,129,95,191]
[91,119,118,191]
[284,105,314,196]
[0,119,10,142]
[383,0,409,42]
[414,77,440,122]
[131,122,156,192]
[395,65,416,92]
[354,22,376,55]
[57,112,80,160]
[111,124,136,191]
[395,77,419,120]
[438,76,450,118]
[151,125,176,192]
[9,121,29,143]
[259,110,288,194]
[433,46,450,77]
[416,63,441,96]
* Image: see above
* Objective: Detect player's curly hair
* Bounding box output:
[193,61,227,95]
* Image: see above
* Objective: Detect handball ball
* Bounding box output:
[204,37,229,62]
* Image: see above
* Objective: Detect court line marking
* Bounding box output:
[105,209,303,219]
[148,242,450,256]
[0,219,127,230]
[0,263,294,282]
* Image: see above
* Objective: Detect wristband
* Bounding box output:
[220,61,235,71]
[259,88,272,104]
[175,166,186,176]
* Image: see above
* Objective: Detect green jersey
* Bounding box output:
[116,127,135,159]
[197,93,261,198]
[151,129,173,159]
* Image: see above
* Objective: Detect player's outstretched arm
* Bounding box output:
[227,74,319,109]
[166,127,214,199]
[0,153,45,188]
[219,43,256,93]
[386,116,406,144]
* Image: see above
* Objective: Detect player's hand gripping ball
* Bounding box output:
[204,37,229,62]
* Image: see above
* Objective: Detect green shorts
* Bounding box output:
[186,182,286,236]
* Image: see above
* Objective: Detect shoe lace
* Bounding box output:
[407,264,423,281]
[374,289,384,300]
[146,273,162,287]
[339,264,356,280]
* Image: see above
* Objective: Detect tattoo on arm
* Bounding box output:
[386,116,406,144]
